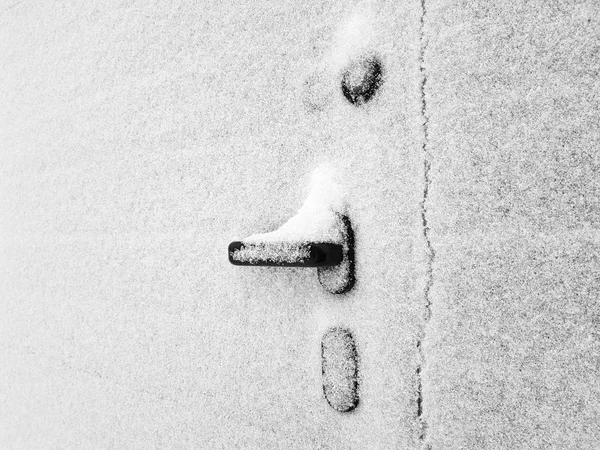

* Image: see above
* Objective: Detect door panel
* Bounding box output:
[1,1,427,448]
[424,1,600,448]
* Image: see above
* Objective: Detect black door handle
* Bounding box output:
[228,241,343,267]
[228,213,355,294]
[228,165,355,294]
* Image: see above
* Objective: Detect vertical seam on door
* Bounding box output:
[417,0,434,448]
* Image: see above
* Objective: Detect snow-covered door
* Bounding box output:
[421,1,600,448]
[215,1,428,448]
[0,0,428,448]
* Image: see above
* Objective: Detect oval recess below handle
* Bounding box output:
[322,327,359,412]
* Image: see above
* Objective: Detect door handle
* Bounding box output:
[228,167,355,294]
[228,212,355,294]
[228,241,343,267]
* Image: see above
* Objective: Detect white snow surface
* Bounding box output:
[1,3,429,447]
[329,6,376,72]
[243,164,346,244]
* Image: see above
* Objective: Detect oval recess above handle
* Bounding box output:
[228,166,355,294]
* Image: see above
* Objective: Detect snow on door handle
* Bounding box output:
[227,165,355,294]
[227,213,355,294]
[228,241,343,267]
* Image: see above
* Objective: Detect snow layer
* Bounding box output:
[422,1,600,448]
[0,1,426,448]
[231,242,312,264]
[243,164,346,244]
[3,0,596,448]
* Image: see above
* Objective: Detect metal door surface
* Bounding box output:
[1,1,427,448]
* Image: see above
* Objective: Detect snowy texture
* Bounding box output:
[329,5,376,75]
[0,1,427,448]
[321,327,359,412]
[301,3,394,114]
[422,1,600,448]
[231,242,312,264]
[243,164,346,244]
[4,0,597,448]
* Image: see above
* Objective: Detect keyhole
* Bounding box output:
[341,55,383,106]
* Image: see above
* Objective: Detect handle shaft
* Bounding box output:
[228,241,343,267]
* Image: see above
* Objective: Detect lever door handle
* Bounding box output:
[228,213,355,294]
[227,166,355,294]
[228,241,343,267]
